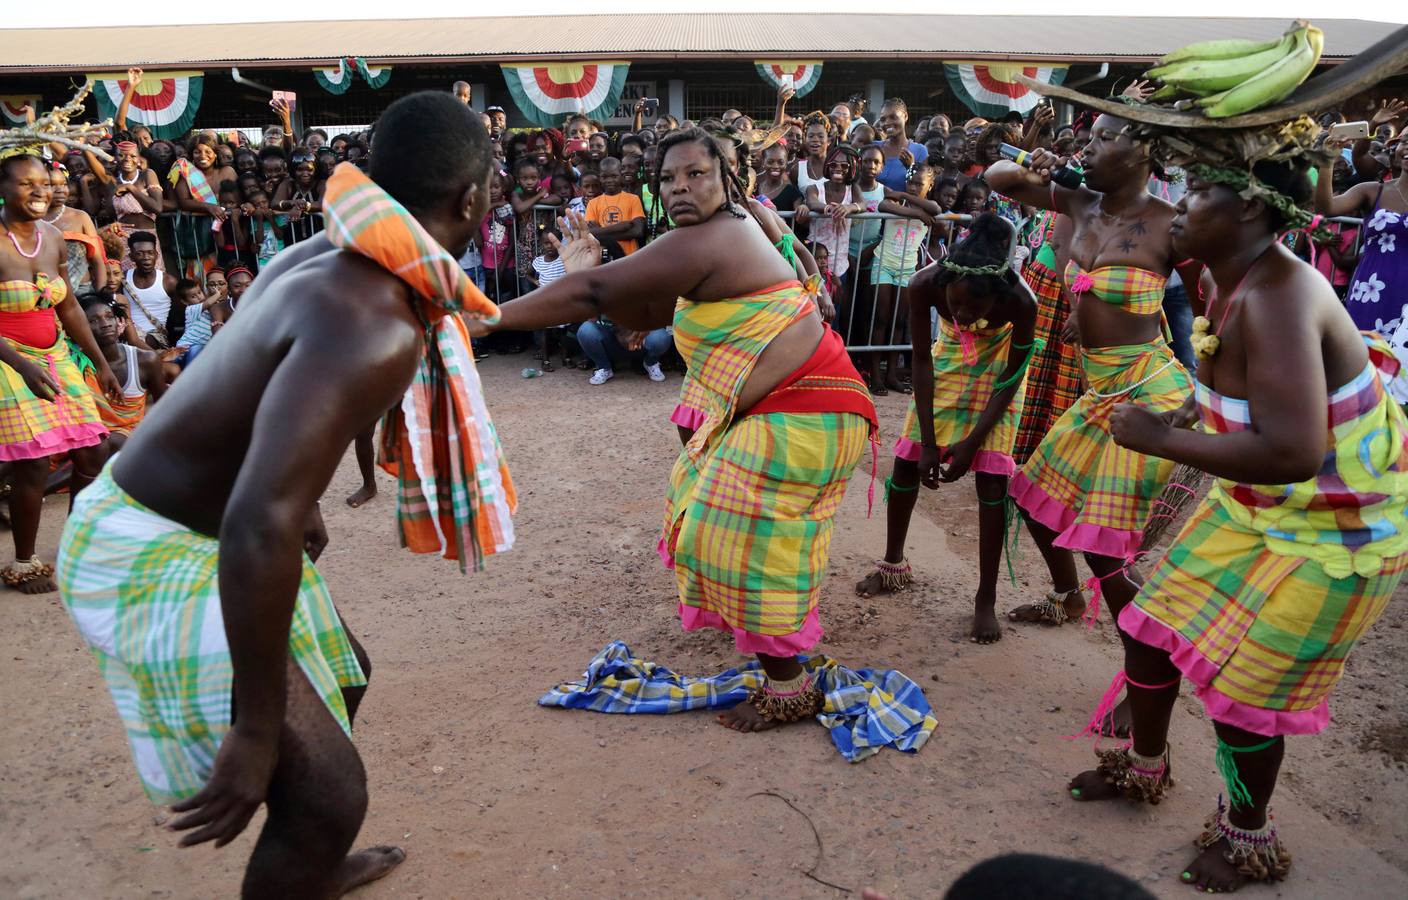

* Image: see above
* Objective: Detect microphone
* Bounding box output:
[999,143,1084,190]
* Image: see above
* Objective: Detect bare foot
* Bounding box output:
[11,572,56,594]
[716,701,785,733]
[855,562,910,598]
[1008,589,1086,625]
[855,570,891,598]
[970,601,1001,644]
[1100,697,1133,740]
[345,483,377,509]
[335,845,406,895]
[1180,838,1248,893]
[1067,768,1125,802]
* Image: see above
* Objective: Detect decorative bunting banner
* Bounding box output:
[314,59,355,95]
[943,63,1069,119]
[500,62,630,129]
[1,95,42,127]
[754,61,823,98]
[314,58,393,94]
[354,59,392,90]
[90,71,204,140]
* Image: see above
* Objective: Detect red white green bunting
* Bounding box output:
[0,95,42,127]
[355,59,392,90]
[314,59,355,95]
[754,61,823,98]
[500,62,629,130]
[943,63,1069,119]
[90,71,203,140]
[314,58,392,94]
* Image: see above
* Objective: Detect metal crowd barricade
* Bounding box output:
[775,210,978,353]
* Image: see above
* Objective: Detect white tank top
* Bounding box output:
[124,269,171,336]
[120,343,144,399]
[795,158,828,205]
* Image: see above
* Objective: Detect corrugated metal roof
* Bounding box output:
[0,14,1397,73]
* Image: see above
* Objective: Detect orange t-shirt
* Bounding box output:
[585,191,646,255]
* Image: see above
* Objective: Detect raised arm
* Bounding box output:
[115,68,142,134]
[490,212,710,332]
[1313,151,1373,218]
[984,152,1091,215]
[773,83,796,127]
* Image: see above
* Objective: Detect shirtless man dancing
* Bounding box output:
[56,92,502,897]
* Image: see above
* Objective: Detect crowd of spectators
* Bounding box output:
[52,69,1406,390]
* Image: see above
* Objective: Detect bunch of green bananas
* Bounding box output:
[1143,20,1324,119]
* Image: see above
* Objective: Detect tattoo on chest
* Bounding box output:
[1117,238,1138,254]
[1127,219,1148,236]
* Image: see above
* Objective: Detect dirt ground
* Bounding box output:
[2,355,1406,899]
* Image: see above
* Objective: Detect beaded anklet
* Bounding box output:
[1093,742,1175,804]
[747,671,824,722]
[1194,796,1292,882]
[869,557,913,591]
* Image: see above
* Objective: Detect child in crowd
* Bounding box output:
[172,273,227,373]
[805,145,862,280]
[526,226,570,369]
[869,165,941,394]
[586,157,646,255]
[930,176,962,259]
[246,189,283,270]
[481,174,517,302]
[215,181,255,271]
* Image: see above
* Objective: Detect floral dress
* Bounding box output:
[1346,193,1407,402]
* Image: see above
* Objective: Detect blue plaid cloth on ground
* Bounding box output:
[538,641,938,762]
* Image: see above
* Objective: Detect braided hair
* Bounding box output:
[936,212,1017,297]
[646,127,749,238]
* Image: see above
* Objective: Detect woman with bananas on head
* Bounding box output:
[985,116,1201,687]
[1064,126,1408,893]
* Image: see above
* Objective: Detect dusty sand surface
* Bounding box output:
[2,355,1406,899]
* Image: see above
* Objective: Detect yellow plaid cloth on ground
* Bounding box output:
[57,464,365,802]
[893,317,1027,476]
[1010,338,1191,559]
[0,275,106,461]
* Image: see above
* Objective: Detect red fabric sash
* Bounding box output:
[0,308,58,349]
[744,324,878,432]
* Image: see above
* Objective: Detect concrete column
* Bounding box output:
[867,79,885,121]
[668,79,685,122]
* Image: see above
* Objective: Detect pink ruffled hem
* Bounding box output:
[892,437,1016,476]
[0,422,107,462]
[1118,603,1331,736]
[679,603,824,655]
[1008,473,1141,559]
[657,535,675,570]
[669,404,706,430]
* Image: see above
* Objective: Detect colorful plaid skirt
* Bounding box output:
[667,411,869,655]
[1010,339,1191,559]
[0,332,107,461]
[1120,497,1408,736]
[1012,257,1083,463]
[57,465,366,803]
[893,319,1026,476]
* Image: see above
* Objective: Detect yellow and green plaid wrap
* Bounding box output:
[661,281,869,653]
[1123,498,1408,735]
[57,465,366,803]
[1010,338,1191,559]
[894,318,1027,476]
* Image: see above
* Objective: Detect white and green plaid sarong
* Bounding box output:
[57,464,366,803]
